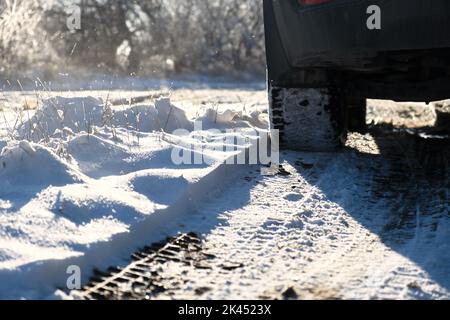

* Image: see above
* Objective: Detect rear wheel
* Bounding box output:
[264,0,347,151]
[269,86,347,151]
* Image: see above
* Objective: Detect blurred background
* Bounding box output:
[0,0,265,85]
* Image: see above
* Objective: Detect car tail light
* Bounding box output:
[298,0,335,6]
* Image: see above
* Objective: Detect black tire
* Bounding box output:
[347,97,367,133]
[264,0,347,151]
[269,86,348,151]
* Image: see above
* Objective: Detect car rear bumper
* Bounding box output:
[272,0,450,69]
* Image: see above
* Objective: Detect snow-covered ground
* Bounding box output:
[154,136,449,300]
[0,85,448,300]
[0,89,268,299]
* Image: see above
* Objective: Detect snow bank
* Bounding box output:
[0,95,260,299]
[18,97,193,142]
[0,141,86,189]
[196,106,268,130]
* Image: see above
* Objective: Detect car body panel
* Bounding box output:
[273,0,450,69]
[265,0,450,101]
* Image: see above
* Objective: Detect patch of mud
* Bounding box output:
[74,232,244,300]
[74,233,210,300]
[260,285,341,300]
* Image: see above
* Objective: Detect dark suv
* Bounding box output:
[264,0,450,151]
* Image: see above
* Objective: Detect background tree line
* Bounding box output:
[0,0,265,80]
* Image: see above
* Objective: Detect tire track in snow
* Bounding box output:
[170,131,448,300]
[75,130,450,300]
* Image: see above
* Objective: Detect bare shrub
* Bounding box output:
[1,0,265,80]
[0,0,57,78]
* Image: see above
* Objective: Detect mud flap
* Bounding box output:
[269,86,347,151]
